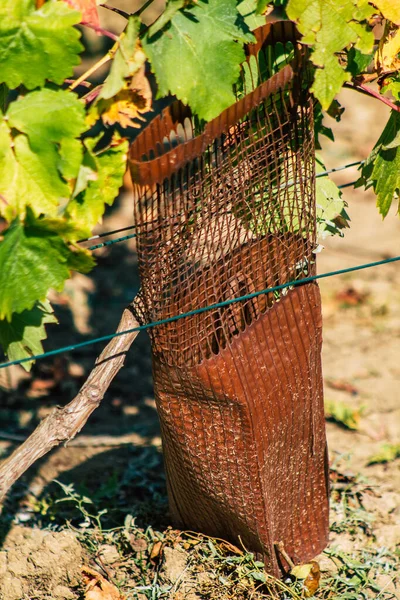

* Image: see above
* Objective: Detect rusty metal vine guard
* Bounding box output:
[129,20,329,576]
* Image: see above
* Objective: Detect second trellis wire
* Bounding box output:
[1,253,399,370]
[80,159,364,250]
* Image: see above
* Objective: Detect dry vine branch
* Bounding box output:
[0,302,141,503]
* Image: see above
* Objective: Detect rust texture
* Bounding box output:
[129,20,329,575]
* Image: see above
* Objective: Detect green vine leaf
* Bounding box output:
[65,134,129,236]
[287,0,374,109]
[147,0,185,38]
[360,110,400,217]
[0,89,87,221]
[99,17,144,100]
[143,0,254,121]
[0,300,57,371]
[316,157,350,239]
[0,0,83,90]
[7,88,86,145]
[0,209,94,321]
[237,0,266,32]
[346,47,372,76]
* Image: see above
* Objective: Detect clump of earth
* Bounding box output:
[0,526,85,600]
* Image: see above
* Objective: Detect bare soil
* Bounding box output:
[0,90,399,598]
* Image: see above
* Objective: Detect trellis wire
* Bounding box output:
[84,181,359,250]
[77,159,364,247]
[77,225,139,243]
[87,232,137,251]
[1,253,399,370]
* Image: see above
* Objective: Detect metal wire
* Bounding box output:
[77,225,138,244]
[87,232,137,251]
[76,160,365,247]
[338,180,358,189]
[316,160,364,177]
[1,253,399,370]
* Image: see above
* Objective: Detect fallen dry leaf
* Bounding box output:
[335,286,368,306]
[326,378,358,396]
[291,561,320,597]
[82,566,125,600]
[304,561,321,597]
[150,540,163,562]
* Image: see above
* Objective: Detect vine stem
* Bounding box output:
[69,42,118,91]
[344,81,400,112]
[64,78,92,89]
[81,21,119,41]
[0,302,141,502]
[99,3,130,19]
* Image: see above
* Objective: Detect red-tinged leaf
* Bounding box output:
[62,0,100,28]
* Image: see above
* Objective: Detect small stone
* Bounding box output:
[98,544,120,565]
[0,551,7,576]
[129,537,148,553]
[162,546,188,584]
[53,584,76,599]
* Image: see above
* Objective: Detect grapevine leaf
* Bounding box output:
[381,77,400,101]
[375,27,400,75]
[7,89,86,146]
[0,0,83,90]
[0,83,8,113]
[0,89,87,220]
[0,123,67,220]
[65,134,128,235]
[99,17,144,100]
[147,0,185,37]
[360,111,400,217]
[90,67,152,129]
[66,246,95,272]
[287,0,374,108]
[237,0,266,31]
[346,47,372,76]
[0,209,94,320]
[256,0,269,14]
[371,1,400,25]
[62,0,100,27]
[59,138,84,181]
[311,56,350,111]
[95,89,148,128]
[0,300,57,371]
[314,102,334,148]
[316,157,349,239]
[143,0,254,121]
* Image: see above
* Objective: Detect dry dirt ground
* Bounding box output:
[0,91,399,599]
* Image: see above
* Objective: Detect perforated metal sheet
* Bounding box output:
[129,20,329,575]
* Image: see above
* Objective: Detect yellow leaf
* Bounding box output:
[291,561,321,597]
[81,566,125,600]
[90,66,152,129]
[371,1,400,25]
[291,563,314,579]
[375,26,400,73]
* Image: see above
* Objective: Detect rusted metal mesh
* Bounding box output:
[129,20,329,576]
